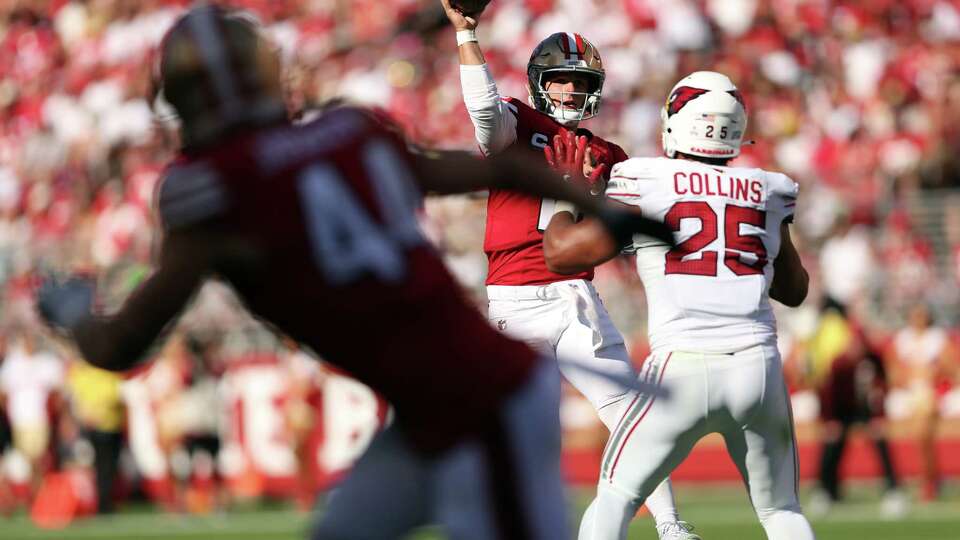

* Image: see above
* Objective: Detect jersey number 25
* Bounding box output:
[664,201,767,277]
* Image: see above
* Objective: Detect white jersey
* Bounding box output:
[606,157,798,354]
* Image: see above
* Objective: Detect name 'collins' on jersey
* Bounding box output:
[606,157,798,354]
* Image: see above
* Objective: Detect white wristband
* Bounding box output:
[456,29,478,46]
[552,200,577,217]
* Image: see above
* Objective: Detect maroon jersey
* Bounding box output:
[484,97,629,286]
[157,108,539,453]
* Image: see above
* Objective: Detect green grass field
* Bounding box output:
[2,483,957,540]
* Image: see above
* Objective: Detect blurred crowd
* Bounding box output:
[1,291,387,519]
[1,0,960,519]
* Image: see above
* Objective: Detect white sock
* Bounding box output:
[645,478,681,527]
[756,507,816,540]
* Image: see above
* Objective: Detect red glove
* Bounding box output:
[543,128,607,194]
[587,139,614,174]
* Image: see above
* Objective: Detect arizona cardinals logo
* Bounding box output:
[666,86,708,117]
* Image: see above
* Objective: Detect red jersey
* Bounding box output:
[157,108,539,453]
[484,98,629,286]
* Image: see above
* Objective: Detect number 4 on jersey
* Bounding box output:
[297,141,423,285]
[664,202,767,277]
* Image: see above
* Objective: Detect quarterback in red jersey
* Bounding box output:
[36,6,672,539]
[443,1,697,538]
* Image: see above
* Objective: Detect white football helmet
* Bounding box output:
[661,71,747,160]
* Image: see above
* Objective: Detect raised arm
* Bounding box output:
[441,0,517,155]
[769,223,809,307]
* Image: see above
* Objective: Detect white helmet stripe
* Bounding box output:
[186,7,239,112]
[565,32,579,59]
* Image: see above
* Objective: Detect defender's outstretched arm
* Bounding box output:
[413,150,673,248]
[39,231,221,371]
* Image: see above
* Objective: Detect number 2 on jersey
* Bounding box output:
[664,202,767,277]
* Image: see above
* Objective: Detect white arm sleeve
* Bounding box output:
[460,64,518,155]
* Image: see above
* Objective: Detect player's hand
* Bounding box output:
[36,275,97,334]
[584,141,612,195]
[544,128,606,195]
[597,206,676,249]
[441,0,481,31]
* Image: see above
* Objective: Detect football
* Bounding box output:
[450,0,491,16]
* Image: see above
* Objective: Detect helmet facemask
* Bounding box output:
[529,67,604,126]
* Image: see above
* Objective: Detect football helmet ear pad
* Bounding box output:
[661,71,747,159]
[527,32,605,126]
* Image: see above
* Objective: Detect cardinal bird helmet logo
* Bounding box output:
[666,86,708,117]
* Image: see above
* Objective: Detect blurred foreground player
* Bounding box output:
[542,71,815,540]
[36,6,672,539]
[443,2,696,537]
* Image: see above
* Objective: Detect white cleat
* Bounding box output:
[657,521,702,540]
[806,488,833,518]
[880,489,909,520]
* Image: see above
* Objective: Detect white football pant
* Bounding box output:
[487,279,684,529]
[579,343,815,540]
